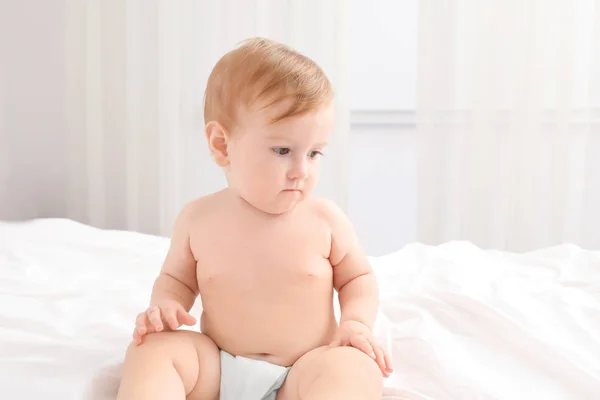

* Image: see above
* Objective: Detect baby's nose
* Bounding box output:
[287,159,308,180]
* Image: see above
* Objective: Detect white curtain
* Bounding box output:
[0,0,348,236]
[417,0,600,251]
[64,0,349,236]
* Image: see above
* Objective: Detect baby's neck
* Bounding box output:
[224,188,299,221]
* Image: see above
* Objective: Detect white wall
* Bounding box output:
[0,0,418,256]
[0,0,68,221]
[348,114,417,256]
[348,0,419,255]
[349,0,418,110]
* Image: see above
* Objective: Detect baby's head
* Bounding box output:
[204,37,334,215]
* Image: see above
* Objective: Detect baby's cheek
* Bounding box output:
[304,177,318,194]
[308,167,320,183]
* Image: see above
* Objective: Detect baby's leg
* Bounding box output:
[117,330,220,400]
[277,346,382,400]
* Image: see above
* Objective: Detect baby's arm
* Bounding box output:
[324,201,378,329]
[133,203,199,344]
[322,199,393,376]
[150,203,199,311]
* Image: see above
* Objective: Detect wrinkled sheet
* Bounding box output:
[0,219,599,399]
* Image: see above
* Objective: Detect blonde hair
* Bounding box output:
[203,37,333,130]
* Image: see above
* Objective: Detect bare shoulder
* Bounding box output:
[306,197,351,228]
[169,191,227,241]
[179,190,227,220]
[305,197,359,265]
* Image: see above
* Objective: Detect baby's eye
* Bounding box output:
[272,147,291,156]
[308,150,323,159]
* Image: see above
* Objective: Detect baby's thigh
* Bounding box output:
[120,330,220,400]
[277,345,382,400]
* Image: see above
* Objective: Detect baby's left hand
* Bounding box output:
[329,320,394,378]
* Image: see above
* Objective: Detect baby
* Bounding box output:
[117,37,392,400]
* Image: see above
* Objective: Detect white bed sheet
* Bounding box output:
[0,219,599,399]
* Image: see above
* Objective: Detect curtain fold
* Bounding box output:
[61,0,350,235]
[417,0,600,251]
[0,0,349,236]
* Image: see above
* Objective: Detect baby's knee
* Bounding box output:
[125,331,177,357]
[124,330,217,365]
[121,331,220,397]
[314,347,382,398]
[325,346,382,382]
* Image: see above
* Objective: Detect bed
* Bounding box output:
[0,219,598,399]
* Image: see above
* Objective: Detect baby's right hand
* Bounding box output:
[133,300,197,345]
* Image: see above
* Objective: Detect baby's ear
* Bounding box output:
[205,121,229,167]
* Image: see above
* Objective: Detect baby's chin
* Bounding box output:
[247,192,306,216]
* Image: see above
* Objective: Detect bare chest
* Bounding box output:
[191,210,332,295]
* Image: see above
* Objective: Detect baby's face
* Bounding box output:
[227,102,334,215]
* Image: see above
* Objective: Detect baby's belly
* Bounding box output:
[198,279,337,367]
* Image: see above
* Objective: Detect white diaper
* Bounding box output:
[219,350,290,400]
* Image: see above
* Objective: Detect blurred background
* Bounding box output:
[0,0,598,255]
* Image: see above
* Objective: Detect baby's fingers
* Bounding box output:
[373,346,389,378]
[349,334,376,359]
[132,328,143,346]
[177,308,197,326]
[147,305,164,332]
[382,346,394,374]
[164,309,180,330]
[365,336,388,377]
[135,313,148,335]
[133,313,149,345]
